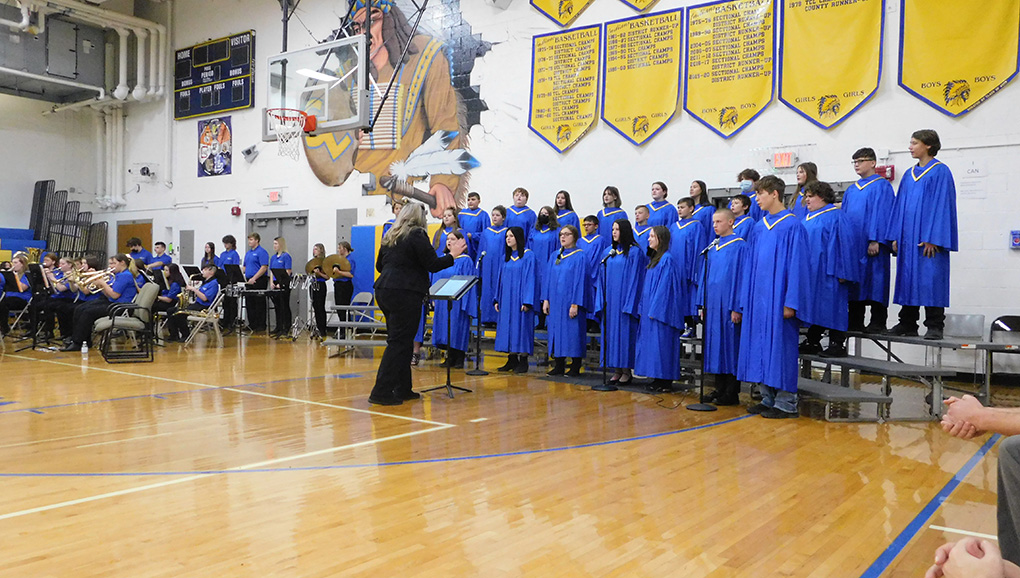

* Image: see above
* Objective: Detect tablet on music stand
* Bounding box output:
[429,275,478,300]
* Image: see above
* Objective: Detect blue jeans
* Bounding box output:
[760,384,798,414]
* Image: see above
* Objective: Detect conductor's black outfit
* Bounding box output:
[369,228,454,404]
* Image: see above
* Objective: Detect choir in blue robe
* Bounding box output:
[505,205,537,233]
[737,211,810,393]
[579,233,609,322]
[670,218,705,316]
[415,303,427,344]
[841,174,895,305]
[634,252,687,380]
[458,208,490,259]
[556,209,580,232]
[698,235,748,375]
[646,200,679,228]
[595,246,647,368]
[733,215,754,239]
[748,202,765,222]
[801,205,862,331]
[528,226,559,292]
[382,219,395,236]
[433,226,455,257]
[887,159,958,307]
[478,225,507,324]
[691,204,717,249]
[634,224,652,251]
[542,249,590,358]
[596,208,628,239]
[495,249,538,354]
[791,190,809,219]
[431,255,477,352]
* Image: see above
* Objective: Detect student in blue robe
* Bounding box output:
[579,215,609,329]
[431,207,460,257]
[458,192,490,259]
[505,187,537,233]
[382,200,404,237]
[597,186,628,240]
[494,226,538,373]
[797,181,863,358]
[730,194,755,239]
[633,205,652,251]
[737,176,810,419]
[528,206,559,331]
[789,162,817,219]
[646,181,679,228]
[595,219,647,385]
[842,147,895,333]
[554,190,581,231]
[673,197,706,337]
[542,225,590,377]
[634,226,687,391]
[698,209,748,405]
[432,231,477,368]
[737,169,764,222]
[689,180,717,248]
[478,206,508,326]
[887,129,958,340]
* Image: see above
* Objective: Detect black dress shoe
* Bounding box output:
[60,343,81,352]
[888,323,918,337]
[820,345,847,358]
[761,407,798,419]
[368,396,403,406]
[397,391,421,401]
[746,403,769,415]
[514,356,530,374]
[923,328,944,341]
[704,390,722,403]
[497,354,517,372]
[798,341,822,354]
[865,323,887,335]
[715,397,741,406]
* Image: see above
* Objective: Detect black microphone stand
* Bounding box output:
[592,250,616,392]
[466,251,488,376]
[688,239,718,412]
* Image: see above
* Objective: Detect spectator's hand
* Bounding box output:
[494,302,499,313]
[921,242,939,258]
[731,311,742,324]
[783,306,796,319]
[868,241,880,257]
[942,538,1005,578]
[944,395,986,432]
[941,416,980,440]
[926,541,957,578]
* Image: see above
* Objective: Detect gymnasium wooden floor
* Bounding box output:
[0,334,1005,577]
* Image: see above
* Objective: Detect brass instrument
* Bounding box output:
[78,268,115,291]
[304,257,324,275]
[179,280,200,309]
[26,247,42,263]
[322,254,351,279]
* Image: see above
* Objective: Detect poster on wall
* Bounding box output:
[779,0,883,129]
[198,117,232,177]
[531,0,595,27]
[602,9,683,146]
[899,0,1019,117]
[529,25,602,153]
[619,0,660,11]
[683,0,775,139]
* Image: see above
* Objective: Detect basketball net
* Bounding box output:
[267,109,308,161]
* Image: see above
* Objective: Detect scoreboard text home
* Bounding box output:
[175,30,256,120]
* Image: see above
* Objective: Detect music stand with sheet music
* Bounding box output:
[422,275,479,399]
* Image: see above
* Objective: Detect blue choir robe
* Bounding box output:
[733,215,754,240]
[495,249,538,354]
[736,210,811,393]
[670,218,705,316]
[597,207,628,239]
[506,205,537,233]
[698,235,748,375]
[528,227,559,293]
[579,233,609,320]
[415,301,428,344]
[647,200,679,228]
[842,174,895,305]
[382,219,395,237]
[634,224,652,252]
[691,204,717,249]
[595,246,647,369]
[542,248,589,358]
[431,255,477,351]
[801,205,862,331]
[748,201,765,222]
[458,208,490,259]
[887,159,958,307]
[433,226,455,257]
[634,252,687,380]
[478,226,507,324]
[556,209,580,231]
[791,189,809,219]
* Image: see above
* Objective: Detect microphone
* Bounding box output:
[600,249,619,265]
[476,250,486,267]
[700,238,720,256]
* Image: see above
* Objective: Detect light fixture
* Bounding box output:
[296,68,339,83]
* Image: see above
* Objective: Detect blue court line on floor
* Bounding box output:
[0,374,361,415]
[859,433,1001,578]
[0,414,752,478]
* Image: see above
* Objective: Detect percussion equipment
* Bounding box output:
[322,254,351,279]
[305,258,324,275]
[289,274,308,290]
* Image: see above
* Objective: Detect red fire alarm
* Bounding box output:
[876,165,895,181]
[231,206,242,216]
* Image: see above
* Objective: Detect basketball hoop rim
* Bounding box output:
[266,108,316,133]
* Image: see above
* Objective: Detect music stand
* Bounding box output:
[15,264,47,351]
[183,266,201,280]
[222,264,250,334]
[152,269,169,292]
[422,275,479,399]
[687,242,718,412]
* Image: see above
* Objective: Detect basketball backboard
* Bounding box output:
[262,35,369,141]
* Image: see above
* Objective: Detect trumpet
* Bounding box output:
[78,268,115,291]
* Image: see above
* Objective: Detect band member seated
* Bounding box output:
[62,254,138,352]
[166,263,220,342]
[126,237,153,265]
[40,256,77,340]
[153,264,186,317]
[147,241,172,271]
[55,256,104,346]
[0,254,31,337]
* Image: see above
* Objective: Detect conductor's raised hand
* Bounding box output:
[448,236,468,258]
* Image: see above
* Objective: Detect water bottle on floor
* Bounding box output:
[81,343,89,361]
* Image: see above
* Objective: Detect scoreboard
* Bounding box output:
[174,30,255,120]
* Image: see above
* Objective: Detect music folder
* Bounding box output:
[0,270,16,294]
[153,270,169,291]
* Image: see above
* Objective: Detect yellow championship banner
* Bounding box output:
[619,0,660,11]
[529,25,602,153]
[531,0,595,27]
[602,9,683,145]
[684,0,775,139]
[780,0,883,129]
[899,0,1020,117]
